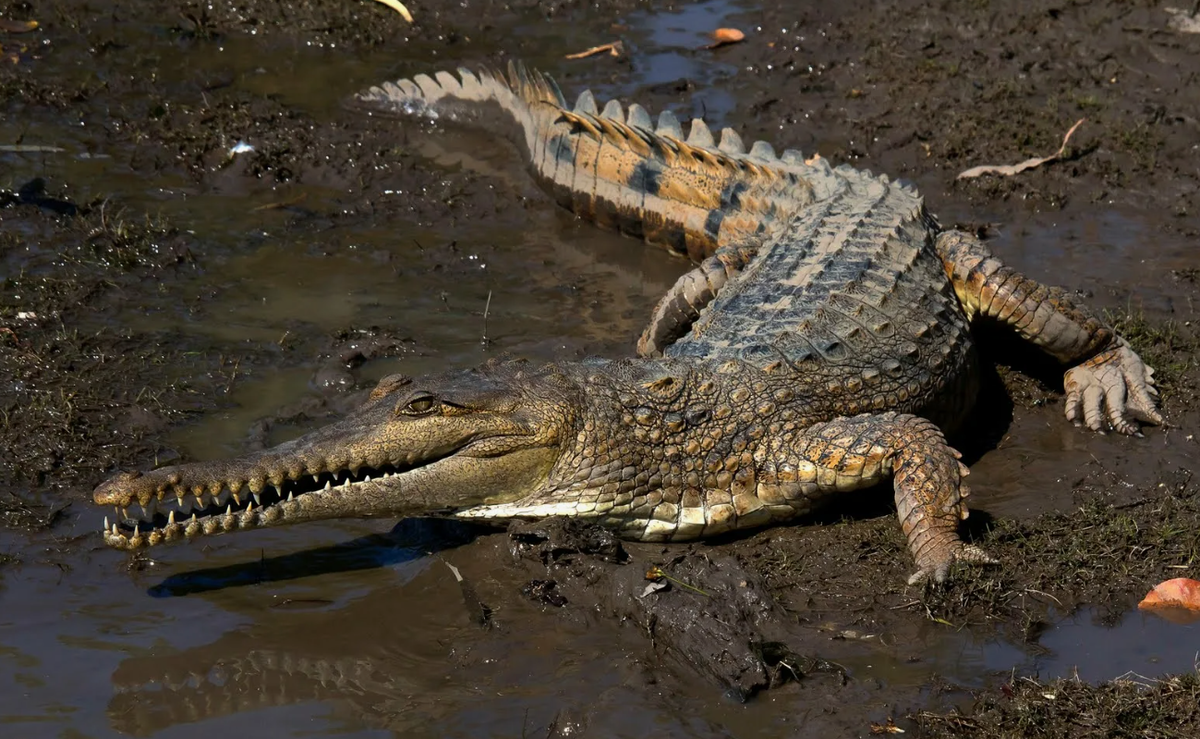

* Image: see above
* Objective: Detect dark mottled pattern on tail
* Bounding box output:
[357,62,825,262]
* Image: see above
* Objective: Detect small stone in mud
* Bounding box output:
[522,579,568,607]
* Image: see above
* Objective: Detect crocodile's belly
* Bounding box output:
[666,175,978,428]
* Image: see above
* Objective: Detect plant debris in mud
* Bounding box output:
[0,490,62,532]
[913,673,1200,738]
[920,475,1200,628]
[0,185,258,514]
[1105,310,1198,402]
[743,468,1198,637]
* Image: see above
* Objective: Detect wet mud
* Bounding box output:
[2,0,1200,736]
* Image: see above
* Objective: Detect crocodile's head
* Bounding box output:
[93,361,580,550]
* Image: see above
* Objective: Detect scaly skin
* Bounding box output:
[95,358,991,584]
[92,64,1162,584]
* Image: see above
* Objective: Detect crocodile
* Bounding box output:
[92,64,1163,584]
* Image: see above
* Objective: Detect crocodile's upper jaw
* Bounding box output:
[92,364,575,550]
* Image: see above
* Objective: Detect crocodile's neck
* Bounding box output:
[453,356,902,539]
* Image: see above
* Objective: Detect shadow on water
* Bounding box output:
[146,518,487,598]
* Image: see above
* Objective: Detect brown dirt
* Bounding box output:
[2,0,1199,735]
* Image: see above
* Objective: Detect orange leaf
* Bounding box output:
[704,28,745,49]
[1138,578,1200,624]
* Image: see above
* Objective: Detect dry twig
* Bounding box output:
[565,41,623,59]
[371,0,414,23]
[956,118,1085,180]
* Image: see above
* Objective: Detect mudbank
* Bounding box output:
[2,0,1199,736]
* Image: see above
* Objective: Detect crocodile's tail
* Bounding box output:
[355,62,819,262]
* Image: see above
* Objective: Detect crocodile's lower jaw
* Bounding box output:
[100,466,409,551]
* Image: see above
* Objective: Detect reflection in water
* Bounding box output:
[99,527,744,739]
[109,521,486,737]
[100,530,1200,738]
[108,580,472,737]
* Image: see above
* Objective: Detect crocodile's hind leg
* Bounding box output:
[935,230,1162,434]
[637,242,759,357]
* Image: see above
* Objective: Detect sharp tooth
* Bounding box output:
[111,523,119,535]
[169,510,176,525]
[114,506,120,519]
[121,507,130,521]
[312,474,320,483]
[324,480,331,491]
[364,474,372,482]
[226,504,233,515]
[104,516,110,531]
[272,484,281,496]
[286,491,294,502]
[231,492,241,506]
[190,513,197,524]
[246,499,254,512]
[253,493,262,506]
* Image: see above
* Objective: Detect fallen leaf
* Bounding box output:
[0,19,38,33]
[371,0,414,23]
[956,118,1085,180]
[565,41,623,59]
[870,717,906,734]
[1138,578,1200,624]
[640,580,669,597]
[703,27,745,49]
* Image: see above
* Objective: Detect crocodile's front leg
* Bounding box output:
[935,230,1162,435]
[767,412,996,585]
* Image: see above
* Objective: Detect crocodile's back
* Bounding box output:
[667,168,978,427]
[357,64,979,428]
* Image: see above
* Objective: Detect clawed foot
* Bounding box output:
[906,542,998,587]
[1064,339,1163,436]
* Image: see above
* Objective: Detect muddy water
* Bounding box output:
[3,0,1200,736]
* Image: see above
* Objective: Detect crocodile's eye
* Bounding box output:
[397,394,438,416]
